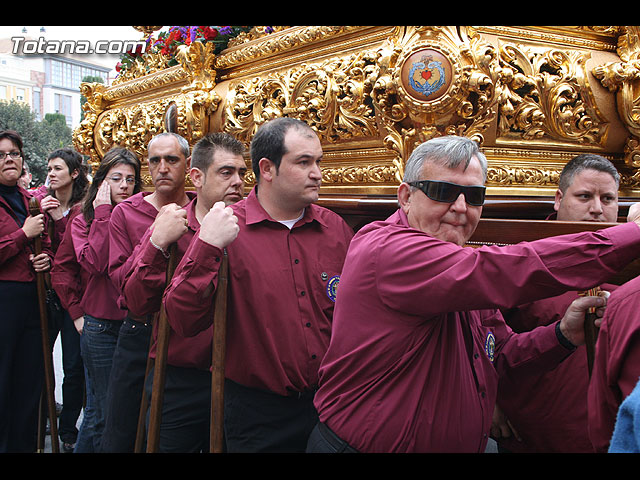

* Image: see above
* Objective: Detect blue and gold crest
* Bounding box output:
[484,332,495,362]
[326,275,340,302]
[408,55,446,99]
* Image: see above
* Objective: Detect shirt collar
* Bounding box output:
[244,186,327,229]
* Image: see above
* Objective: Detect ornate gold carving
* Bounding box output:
[222,51,379,144]
[370,26,502,181]
[593,26,640,167]
[74,39,220,181]
[497,43,608,146]
[215,26,357,70]
[72,26,640,200]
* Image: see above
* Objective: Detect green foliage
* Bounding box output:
[0,100,74,187]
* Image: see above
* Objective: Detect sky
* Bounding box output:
[3,25,167,73]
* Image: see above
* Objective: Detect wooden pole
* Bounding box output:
[581,287,601,377]
[28,197,59,453]
[210,250,229,453]
[146,243,179,453]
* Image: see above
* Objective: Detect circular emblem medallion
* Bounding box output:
[326,275,340,303]
[401,49,452,102]
[484,332,495,363]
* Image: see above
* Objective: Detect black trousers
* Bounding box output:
[100,318,151,453]
[0,281,43,453]
[306,422,359,453]
[224,379,318,453]
[144,364,211,453]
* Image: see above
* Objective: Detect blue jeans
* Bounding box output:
[80,316,121,452]
[73,365,95,453]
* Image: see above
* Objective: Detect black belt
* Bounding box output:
[317,422,359,453]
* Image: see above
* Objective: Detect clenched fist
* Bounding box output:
[22,213,45,239]
[150,203,189,250]
[199,201,239,249]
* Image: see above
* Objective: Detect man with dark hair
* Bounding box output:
[554,153,620,223]
[495,153,621,453]
[164,118,354,452]
[122,131,246,452]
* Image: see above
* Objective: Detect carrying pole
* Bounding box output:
[29,197,59,453]
[146,243,179,453]
[210,250,229,453]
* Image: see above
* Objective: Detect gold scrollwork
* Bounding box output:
[370,26,503,181]
[593,26,640,167]
[74,40,220,175]
[222,52,379,144]
[497,43,608,146]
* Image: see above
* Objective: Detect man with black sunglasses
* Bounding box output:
[307,135,640,453]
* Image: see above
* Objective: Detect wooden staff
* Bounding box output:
[146,243,179,453]
[580,287,602,377]
[210,250,229,453]
[28,197,59,453]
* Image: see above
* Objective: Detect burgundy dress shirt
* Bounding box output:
[164,187,354,395]
[313,209,640,453]
[588,275,640,452]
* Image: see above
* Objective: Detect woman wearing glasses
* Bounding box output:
[63,147,141,451]
[0,130,52,452]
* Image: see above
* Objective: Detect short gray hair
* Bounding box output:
[403,136,488,184]
[147,132,190,159]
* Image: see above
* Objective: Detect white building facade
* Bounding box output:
[0,36,112,129]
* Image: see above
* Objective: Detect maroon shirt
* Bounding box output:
[0,186,53,283]
[69,204,127,321]
[164,187,354,395]
[498,286,616,453]
[313,209,640,453]
[50,208,87,320]
[588,275,640,452]
[123,198,212,371]
[108,191,195,311]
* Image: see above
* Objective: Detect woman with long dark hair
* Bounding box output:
[0,130,52,452]
[69,147,141,450]
[36,147,90,451]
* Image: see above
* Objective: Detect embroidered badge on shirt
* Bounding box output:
[326,275,340,302]
[484,332,495,362]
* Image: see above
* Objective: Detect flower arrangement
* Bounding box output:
[115,26,267,76]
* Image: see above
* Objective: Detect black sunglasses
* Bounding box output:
[408,180,486,206]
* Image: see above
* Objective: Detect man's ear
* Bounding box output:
[189,167,204,188]
[258,157,275,182]
[398,182,411,215]
[553,188,563,213]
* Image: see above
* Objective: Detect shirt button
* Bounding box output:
[294,259,300,264]
[301,291,306,296]
[306,322,311,327]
